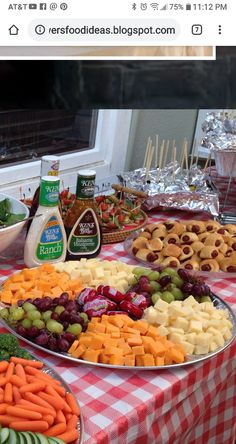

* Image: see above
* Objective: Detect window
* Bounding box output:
[0,109,132,197]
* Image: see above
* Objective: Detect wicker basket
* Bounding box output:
[102,211,148,244]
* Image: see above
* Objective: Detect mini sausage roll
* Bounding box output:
[181,258,200,271]
[180,232,199,244]
[143,223,159,234]
[217,227,230,236]
[215,252,225,262]
[152,228,167,240]
[147,238,163,252]
[139,231,152,240]
[179,245,194,261]
[198,233,208,243]
[204,233,224,248]
[163,233,180,245]
[199,246,219,260]
[191,241,205,253]
[204,220,221,232]
[164,221,186,236]
[161,256,180,268]
[162,244,182,258]
[186,221,206,234]
[132,237,148,250]
[224,224,236,235]
[135,248,159,262]
[219,243,228,255]
[200,259,220,272]
[219,256,236,273]
[226,238,236,251]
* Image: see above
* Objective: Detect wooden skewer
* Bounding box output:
[155,134,159,168]
[203,151,211,171]
[143,137,151,168]
[195,148,199,167]
[157,141,165,181]
[163,140,170,168]
[180,138,186,169]
[190,138,196,169]
[184,140,189,171]
[172,146,176,181]
[145,145,154,180]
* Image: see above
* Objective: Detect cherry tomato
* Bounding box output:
[61,189,69,198]
[101,203,108,211]
[118,214,125,224]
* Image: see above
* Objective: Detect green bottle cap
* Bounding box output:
[39,176,60,207]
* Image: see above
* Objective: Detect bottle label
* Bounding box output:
[39,180,59,207]
[36,216,64,261]
[68,208,100,255]
[76,175,95,199]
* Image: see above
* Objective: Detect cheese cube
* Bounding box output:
[182,296,198,307]
[168,333,185,345]
[180,341,194,355]
[144,307,158,324]
[221,327,232,341]
[209,342,218,352]
[94,268,105,279]
[157,326,169,336]
[168,305,188,318]
[194,344,209,355]
[154,299,169,311]
[168,327,185,335]
[213,332,225,347]
[189,320,203,333]
[171,317,189,332]
[154,311,169,326]
[70,270,82,280]
[195,332,212,346]
[186,333,197,344]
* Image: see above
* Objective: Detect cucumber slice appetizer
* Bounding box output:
[0,428,10,443]
[17,432,27,444]
[0,428,66,444]
[21,432,34,444]
[8,429,18,444]
[48,439,65,444]
[35,434,50,444]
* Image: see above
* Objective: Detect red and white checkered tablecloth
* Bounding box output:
[0,210,236,444]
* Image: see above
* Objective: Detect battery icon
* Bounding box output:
[186,3,191,10]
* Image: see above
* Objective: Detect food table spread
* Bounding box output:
[0,210,236,444]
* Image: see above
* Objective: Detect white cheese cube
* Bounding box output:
[186,333,197,344]
[168,327,185,334]
[154,299,169,311]
[143,307,159,324]
[157,326,169,336]
[94,267,105,279]
[182,296,198,307]
[154,311,169,326]
[189,320,203,333]
[221,327,232,341]
[195,332,212,346]
[116,271,128,279]
[180,341,195,355]
[194,344,209,355]
[70,270,82,280]
[209,342,218,352]
[213,332,225,347]
[168,333,185,344]
[171,317,189,331]
[208,319,223,329]
[168,305,188,318]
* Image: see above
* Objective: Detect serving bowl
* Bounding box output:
[0,193,29,254]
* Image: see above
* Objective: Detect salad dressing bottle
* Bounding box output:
[64,170,102,260]
[24,176,66,268]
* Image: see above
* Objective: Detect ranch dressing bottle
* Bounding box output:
[24,176,66,268]
[64,170,102,260]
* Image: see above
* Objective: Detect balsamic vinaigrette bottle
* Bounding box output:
[64,170,102,260]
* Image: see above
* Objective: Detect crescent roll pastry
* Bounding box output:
[219,243,228,255]
[198,233,208,243]
[181,259,200,271]
[204,233,224,248]
[139,231,152,240]
[204,221,221,232]
[143,223,159,234]
[179,245,194,261]
[163,233,180,245]
[224,224,236,235]
[186,221,205,234]
[180,232,199,244]
[199,246,219,260]
[164,221,186,235]
[226,238,236,250]
[200,259,220,272]
[191,241,205,253]
[161,256,180,268]
[152,228,167,240]
[132,237,148,249]
[147,238,163,251]
[162,244,182,258]
[215,252,225,262]
[219,256,236,272]
[135,248,159,262]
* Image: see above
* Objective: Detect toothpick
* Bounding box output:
[163,140,170,168]
[143,137,151,168]
[155,134,159,168]
[172,146,176,181]
[190,138,196,169]
[157,141,164,181]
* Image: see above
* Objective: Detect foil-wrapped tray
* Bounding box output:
[0,295,235,371]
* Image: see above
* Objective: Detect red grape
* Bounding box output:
[57,338,70,352]
[51,312,59,321]
[35,333,49,346]
[65,301,77,312]
[182,282,193,294]
[178,269,190,281]
[59,310,71,322]
[17,300,24,307]
[27,326,40,338]
[159,275,172,287]
[58,293,69,306]
[16,325,27,337]
[63,332,76,344]
[48,337,57,351]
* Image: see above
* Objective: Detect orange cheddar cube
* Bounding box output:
[82,349,101,363]
[155,356,165,366]
[109,355,125,366]
[124,354,135,366]
[132,345,145,356]
[127,336,143,347]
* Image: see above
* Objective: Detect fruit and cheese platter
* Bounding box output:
[124,219,236,278]
[0,334,83,444]
[0,259,235,370]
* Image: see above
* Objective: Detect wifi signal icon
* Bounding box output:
[150,3,159,10]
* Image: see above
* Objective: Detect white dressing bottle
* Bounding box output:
[24,176,67,268]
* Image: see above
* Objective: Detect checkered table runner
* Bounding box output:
[0,210,236,444]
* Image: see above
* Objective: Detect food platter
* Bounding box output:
[1,293,235,371]
[102,209,148,244]
[124,229,236,279]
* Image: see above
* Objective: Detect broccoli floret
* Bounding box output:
[0,333,20,353]
[14,348,32,360]
[0,350,10,361]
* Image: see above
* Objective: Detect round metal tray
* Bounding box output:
[124,229,236,279]
[0,294,235,371]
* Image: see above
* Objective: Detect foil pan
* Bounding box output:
[201,111,236,151]
[0,295,235,371]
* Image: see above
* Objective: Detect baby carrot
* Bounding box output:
[0,377,7,387]
[67,414,78,430]
[6,406,42,420]
[10,375,25,387]
[5,362,15,381]
[4,382,13,403]
[9,420,49,432]
[18,399,55,417]
[65,413,72,421]
[0,415,22,426]
[65,393,80,416]
[15,364,27,383]
[19,381,46,394]
[12,386,21,403]
[55,410,66,424]
[38,392,64,410]
[42,414,54,427]
[0,403,8,415]
[51,384,66,397]
[10,357,43,369]
[0,394,4,403]
[0,361,9,373]
[46,385,64,403]
[44,422,66,436]
[24,392,56,411]
[56,429,79,443]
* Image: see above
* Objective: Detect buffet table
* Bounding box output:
[0,210,236,444]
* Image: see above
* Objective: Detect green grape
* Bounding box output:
[172,288,184,300]
[32,319,45,329]
[10,304,18,314]
[148,271,160,281]
[42,310,52,321]
[0,308,10,320]
[23,302,36,312]
[161,291,175,303]
[172,276,184,288]
[80,312,88,322]
[200,296,212,303]
[162,267,178,277]
[54,305,65,315]
[21,318,32,329]
[27,310,41,321]
[133,267,150,277]
[12,308,25,321]
[151,292,162,305]
[150,281,161,293]
[67,323,82,335]
[46,319,63,334]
